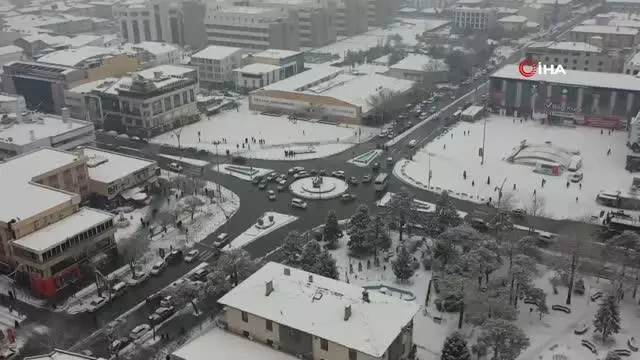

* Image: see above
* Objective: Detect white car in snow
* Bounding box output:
[129,324,151,340]
[184,249,200,263]
[126,271,149,286]
[87,296,108,313]
[150,259,166,275]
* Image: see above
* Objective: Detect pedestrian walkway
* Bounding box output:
[0,305,26,331]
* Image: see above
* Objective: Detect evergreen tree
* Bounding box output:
[430,191,462,235]
[392,245,415,281]
[347,205,372,254]
[280,231,304,266]
[367,214,391,257]
[593,295,621,341]
[300,241,322,272]
[384,188,421,242]
[441,331,471,360]
[312,250,339,279]
[323,211,342,249]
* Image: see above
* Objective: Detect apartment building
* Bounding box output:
[215,262,419,360]
[205,6,300,50]
[115,0,184,45]
[332,0,368,36]
[367,0,393,27]
[0,109,96,159]
[129,41,181,67]
[453,7,497,30]
[569,25,638,49]
[0,148,114,297]
[606,0,640,13]
[65,65,199,137]
[190,45,243,88]
[525,41,622,73]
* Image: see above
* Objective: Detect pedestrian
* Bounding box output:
[520,118,523,123]
[487,176,491,185]
[576,196,579,202]
[303,130,305,136]
[513,118,515,123]
[579,183,582,189]
[601,129,603,135]
[443,144,446,149]
[451,133,453,139]
[471,180,475,187]
[463,170,467,180]
[608,130,611,135]
[513,183,516,190]
[245,137,248,143]
[533,189,536,195]
[607,148,612,156]
[566,181,570,188]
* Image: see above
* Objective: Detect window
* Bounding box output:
[320,338,328,351]
[349,349,357,360]
[266,320,273,331]
[241,311,248,322]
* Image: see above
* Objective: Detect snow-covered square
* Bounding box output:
[395,115,631,219]
[151,100,378,160]
[224,212,297,250]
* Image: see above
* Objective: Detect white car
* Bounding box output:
[268,190,276,201]
[150,260,166,275]
[214,233,229,247]
[167,162,183,172]
[291,198,308,209]
[408,139,417,148]
[126,271,149,286]
[87,297,107,313]
[184,249,200,263]
[129,324,151,340]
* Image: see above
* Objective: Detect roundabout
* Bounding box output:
[289,176,349,200]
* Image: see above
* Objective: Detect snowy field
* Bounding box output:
[224,212,297,250]
[311,18,449,58]
[151,100,377,161]
[395,115,632,220]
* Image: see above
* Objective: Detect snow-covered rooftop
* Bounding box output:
[24,349,105,360]
[64,34,103,48]
[571,24,638,35]
[80,147,156,184]
[537,0,571,4]
[0,148,81,223]
[172,327,298,360]
[137,64,195,78]
[37,46,119,67]
[191,45,242,60]
[217,262,420,357]
[498,15,528,23]
[252,49,301,59]
[12,207,113,253]
[491,64,640,91]
[262,65,344,91]
[132,41,180,55]
[528,41,603,52]
[0,114,93,146]
[390,54,448,72]
[234,63,280,75]
[0,45,22,55]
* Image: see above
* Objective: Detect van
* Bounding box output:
[111,281,127,297]
[408,139,417,148]
[291,198,308,209]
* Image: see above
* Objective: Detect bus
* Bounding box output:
[374,173,389,192]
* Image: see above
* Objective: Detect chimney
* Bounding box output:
[344,305,352,321]
[362,290,370,303]
[308,275,313,283]
[284,267,291,276]
[29,129,35,141]
[265,280,274,296]
[61,107,70,123]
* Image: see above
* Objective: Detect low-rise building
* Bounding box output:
[3,14,94,35]
[606,0,640,13]
[0,45,23,67]
[525,41,621,73]
[129,41,181,67]
[234,63,282,91]
[214,262,419,360]
[0,109,95,159]
[387,53,449,82]
[453,7,497,30]
[248,49,304,79]
[26,349,106,360]
[497,15,528,32]
[569,25,638,49]
[190,45,243,88]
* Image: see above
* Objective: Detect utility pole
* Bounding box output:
[481,118,487,165]
[427,152,432,188]
[214,141,221,197]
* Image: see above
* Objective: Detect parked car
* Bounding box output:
[319,169,326,176]
[126,271,149,286]
[408,139,417,148]
[340,193,356,202]
[129,324,151,340]
[145,294,162,309]
[148,306,175,324]
[167,162,183,172]
[189,268,209,282]
[277,182,287,192]
[569,172,583,182]
[150,259,167,275]
[511,208,526,218]
[165,249,183,264]
[386,157,394,166]
[348,176,359,185]
[268,190,276,201]
[294,171,310,179]
[469,218,489,232]
[111,281,128,297]
[258,180,268,189]
[362,175,372,183]
[160,295,174,308]
[372,162,380,171]
[184,249,200,263]
[214,233,229,247]
[110,337,131,353]
[291,198,308,209]
[331,170,345,179]
[87,296,108,313]
[252,176,263,185]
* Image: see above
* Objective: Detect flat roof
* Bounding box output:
[252,49,301,59]
[234,63,280,75]
[607,0,640,4]
[217,6,274,14]
[0,148,81,223]
[0,114,93,146]
[172,328,298,360]
[390,54,448,72]
[81,147,155,184]
[528,41,602,52]
[218,262,419,357]
[262,65,344,91]
[136,64,194,79]
[537,0,572,4]
[499,15,528,23]
[37,46,119,67]
[571,24,638,35]
[25,349,104,360]
[191,45,242,60]
[132,41,179,55]
[13,207,112,253]
[584,18,640,29]
[462,105,484,116]
[491,64,640,92]
[0,45,22,55]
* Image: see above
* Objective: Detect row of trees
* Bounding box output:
[277,231,340,279]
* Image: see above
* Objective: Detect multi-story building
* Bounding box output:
[234,63,282,91]
[0,148,114,297]
[497,15,528,32]
[181,0,209,49]
[190,45,243,88]
[1,61,87,114]
[249,49,304,78]
[0,108,95,159]
[387,53,449,82]
[367,0,393,27]
[129,41,182,67]
[525,41,622,73]
[115,0,185,45]
[332,0,368,36]
[453,7,497,30]
[210,262,419,360]
[3,14,95,35]
[205,6,300,50]
[569,25,638,49]
[489,63,640,129]
[65,65,199,137]
[606,0,640,13]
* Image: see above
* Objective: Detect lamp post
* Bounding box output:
[214,141,221,197]
[427,152,433,188]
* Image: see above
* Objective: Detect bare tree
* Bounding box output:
[120,229,151,278]
[182,195,204,220]
[552,224,594,305]
[156,209,178,230]
[366,89,402,125]
[526,194,546,232]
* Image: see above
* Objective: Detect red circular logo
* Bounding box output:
[518,59,537,78]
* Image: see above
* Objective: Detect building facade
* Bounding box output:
[249,49,304,78]
[190,45,243,88]
[131,41,181,67]
[525,41,621,73]
[332,0,369,36]
[367,0,393,27]
[569,25,638,49]
[453,7,497,30]
[115,0,184,45]
[234,63,282,91]
[0,45,24,68]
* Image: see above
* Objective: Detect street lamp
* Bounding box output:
[427,152,433,188]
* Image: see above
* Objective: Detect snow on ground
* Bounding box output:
[311,18,449,57]
[224,212,297,250]
[376,191,468,218]
[395,115,632,220]
[159,154,210,167]
[151,100,377,161]
[289,176,349,200]
[215,163,273,181]
[347,149,382,167]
